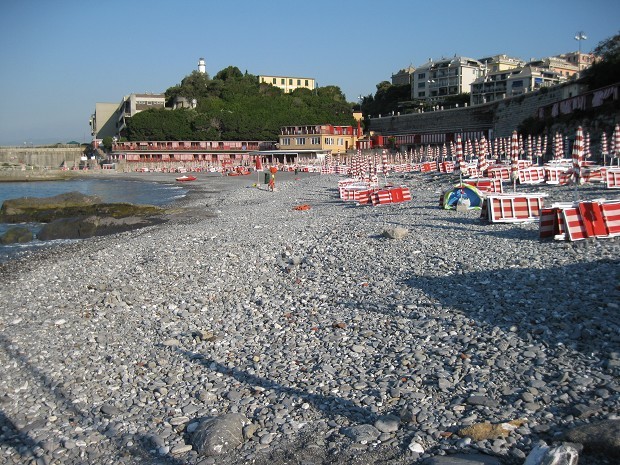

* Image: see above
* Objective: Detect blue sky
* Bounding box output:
[0,0,618,146]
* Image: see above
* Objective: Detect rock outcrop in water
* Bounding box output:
[0,191,166,240]
[0,191,164,223]
[0,226,33,244]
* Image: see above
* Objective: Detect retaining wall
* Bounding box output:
[0,147,84,169]
[368,83,589,139]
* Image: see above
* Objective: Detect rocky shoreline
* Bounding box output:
[0,171,618,465]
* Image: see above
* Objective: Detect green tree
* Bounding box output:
[581,32,620,90]
[126,67,356,142]
[361,82,410,117]
[101,136,113,151]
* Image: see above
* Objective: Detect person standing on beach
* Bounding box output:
[268,166,277,191]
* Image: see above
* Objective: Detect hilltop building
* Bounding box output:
[479,54,525,73]
[258,75,316,93]
[391,66,415,86]
[412,56,483,102]
[470,66,566,105]
[561,51,597,72]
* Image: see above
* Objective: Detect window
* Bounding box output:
[289,79,293,85]
[282,137,291,145]
[296,137,305,145]
[325,137,334,145]
[272,78,276,84]
[418,92,425,97]
[418,82,425,88]
[418,73,426,79]
[297,79,301,85]
[281,78,285,85]
[311,137,320,145]
[512,80,523,88]
[305,80,309,86]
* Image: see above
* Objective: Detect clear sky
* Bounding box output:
[0,0,618,146]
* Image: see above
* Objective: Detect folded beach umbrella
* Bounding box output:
[613,124,620,165]
[455,134,464,172]
[601,131,608,165]
[527,134,533,163]
[535,135,543,165]
[572,126,584,185]
[584,131,591,160]
[478,135,489,175]
[553,132,563,161]
[510,130,519,191]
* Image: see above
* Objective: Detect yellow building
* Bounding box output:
[279,124,360,154]
[258,75,316,93]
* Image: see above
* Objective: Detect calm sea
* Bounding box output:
[0,178,187,263]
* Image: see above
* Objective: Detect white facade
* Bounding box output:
[412,57,483,102]
[470,66,566,105]
[198,57,206,74]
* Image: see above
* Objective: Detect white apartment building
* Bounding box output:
[470,66,566,105]
[258,75,316,93]
[412,56,483,102]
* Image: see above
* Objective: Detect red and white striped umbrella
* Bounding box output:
[455,134,464,171]
[478,136,489,174]
[572,126,584,184]
[613,124,620,164]
[601,131,608,165]
[527,134,533,163]
[466,139,473,161]
[553,132,563,161]
[542,134,548,159]
[382,150,388,175]
[584,131,591,159]
[510,130,519,182]
[536,135,543,164]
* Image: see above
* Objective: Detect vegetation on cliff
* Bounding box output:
[124,67,355,142]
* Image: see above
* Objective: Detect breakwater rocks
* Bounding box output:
[0,173,619,465]
[0,191,165,242]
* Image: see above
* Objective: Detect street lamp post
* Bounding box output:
[575,31,587,55]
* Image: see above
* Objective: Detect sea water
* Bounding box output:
[0,178,187,263]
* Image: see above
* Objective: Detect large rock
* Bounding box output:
[0,191,163,223]
[382,226,409,239]
[0,226,33,244]
[37,215,160,240]
[523,443,579,465]
[191,413,250,456]
[563,419,620,457]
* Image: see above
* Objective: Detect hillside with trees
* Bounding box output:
[124,67,355,142]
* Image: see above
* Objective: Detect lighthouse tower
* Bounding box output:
[198,57,206,74]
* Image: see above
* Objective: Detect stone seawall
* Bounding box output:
[0,147,84,169]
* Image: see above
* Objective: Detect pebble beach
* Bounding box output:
[0,171,619,465]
